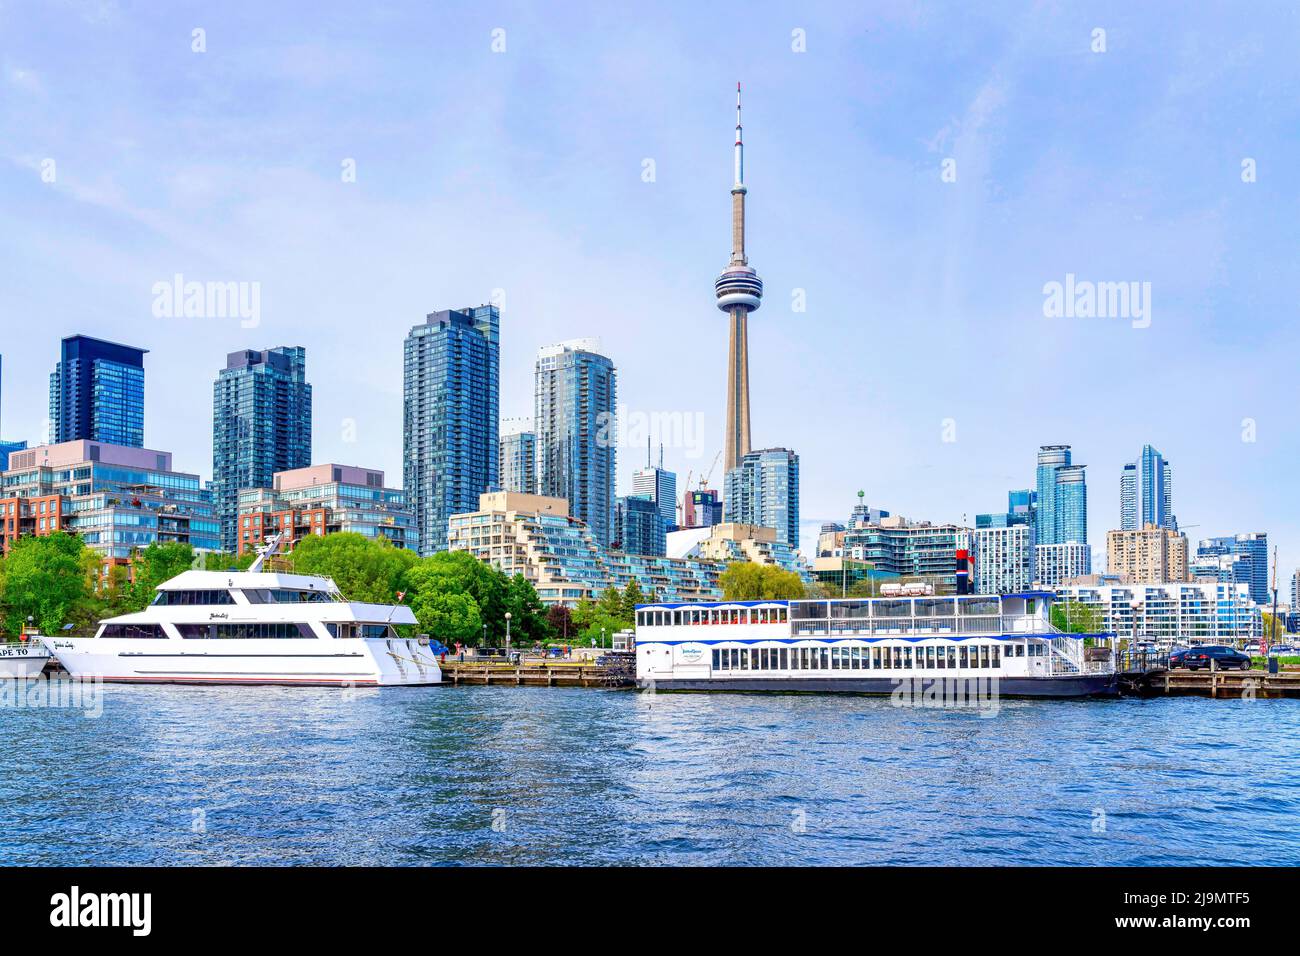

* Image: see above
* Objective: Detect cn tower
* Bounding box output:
[715,83,763,475]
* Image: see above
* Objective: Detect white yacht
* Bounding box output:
[635,593,1118,698]
[43,565,441,687]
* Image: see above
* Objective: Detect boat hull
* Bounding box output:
[0,644,52,679]
[639,673,1118,698]
[43,637,442,687]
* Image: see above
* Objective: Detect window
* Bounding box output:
[101,623,165,639]
[779,648,788,669]
[712,649,721,670]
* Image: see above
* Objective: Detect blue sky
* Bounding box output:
[2,1,1299,577]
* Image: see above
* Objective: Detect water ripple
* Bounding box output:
[1,686,1297,865]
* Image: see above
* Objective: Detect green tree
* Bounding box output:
[504,573,551,646]
[621,580,646,619]
[0,533,92,635]
[1050,600,1102,634]
[403,564,483,645]
[290,533,417,603]
[122,541,197,611]
[720,562,806,600]
[408,550,509,641]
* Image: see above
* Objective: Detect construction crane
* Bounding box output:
[700,450,723,490]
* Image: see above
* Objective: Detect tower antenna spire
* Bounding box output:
[735,82,744,187]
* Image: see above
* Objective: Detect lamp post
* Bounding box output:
[504,612,512,655]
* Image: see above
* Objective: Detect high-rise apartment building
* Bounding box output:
[211,347,312,552]
[535,339,616,547]
[498,422,537,495]
[614,494,667,557]
[1196,533,1269,605]
[403,307,500,556]
[1120,444,1175,531]
[49,335,147,447]
[631,448,677,531]
[724,447,799,549]
[1107,525,1189,583]
[966,524,1034,595]
[1034,446,1087,546]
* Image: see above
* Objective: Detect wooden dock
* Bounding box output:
[438,660,635,689]
[1127,668,1300,699]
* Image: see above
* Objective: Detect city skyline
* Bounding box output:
[2,4,1298,575]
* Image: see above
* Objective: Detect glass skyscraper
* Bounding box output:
[498,427,537,495]
[1196,533,1269,605]
[631,458,677,530]
[404,307,500,555]
[48,335,147,447]
[1120,444,1175,531]
[724,447,800,549]
[614,494,667,557]
[211,347,312,552]
[535,339,616,547]
[1034,445,1087,546]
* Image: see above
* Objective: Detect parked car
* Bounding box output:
[1269,644,1298,656]
[1173,645,1252,671]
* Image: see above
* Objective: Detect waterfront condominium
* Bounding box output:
[1035,541,1092,588]
[1196,533,1269,605]
[1,440,219,564]
[235,463,415,555]
[1034,445,1087,546]
[965,524,1034,595]
[403,307,500,556]
[498,420,537,495]
[614,494,667,557]
[724,447,800,549]
[211,347,312,552]
[1107,525,1189,584]
[48,335,147,447]
[535,339,616,548]
[1120,444,1176,531]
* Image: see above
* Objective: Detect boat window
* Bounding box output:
[790,602,827,620]
[979,645,990,668]
[992,646,1001,668]
[152,590,235,606]
[959,597,1001,616]
[101,623,166,639]
[202,623,315,639]
[875,599,910,618]
[960,646,969,668]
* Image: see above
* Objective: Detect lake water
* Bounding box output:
[2,684,1297,865]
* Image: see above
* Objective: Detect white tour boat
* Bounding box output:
[0,640,53,679]
[43,550,441,687]
[634,592,1117,698]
